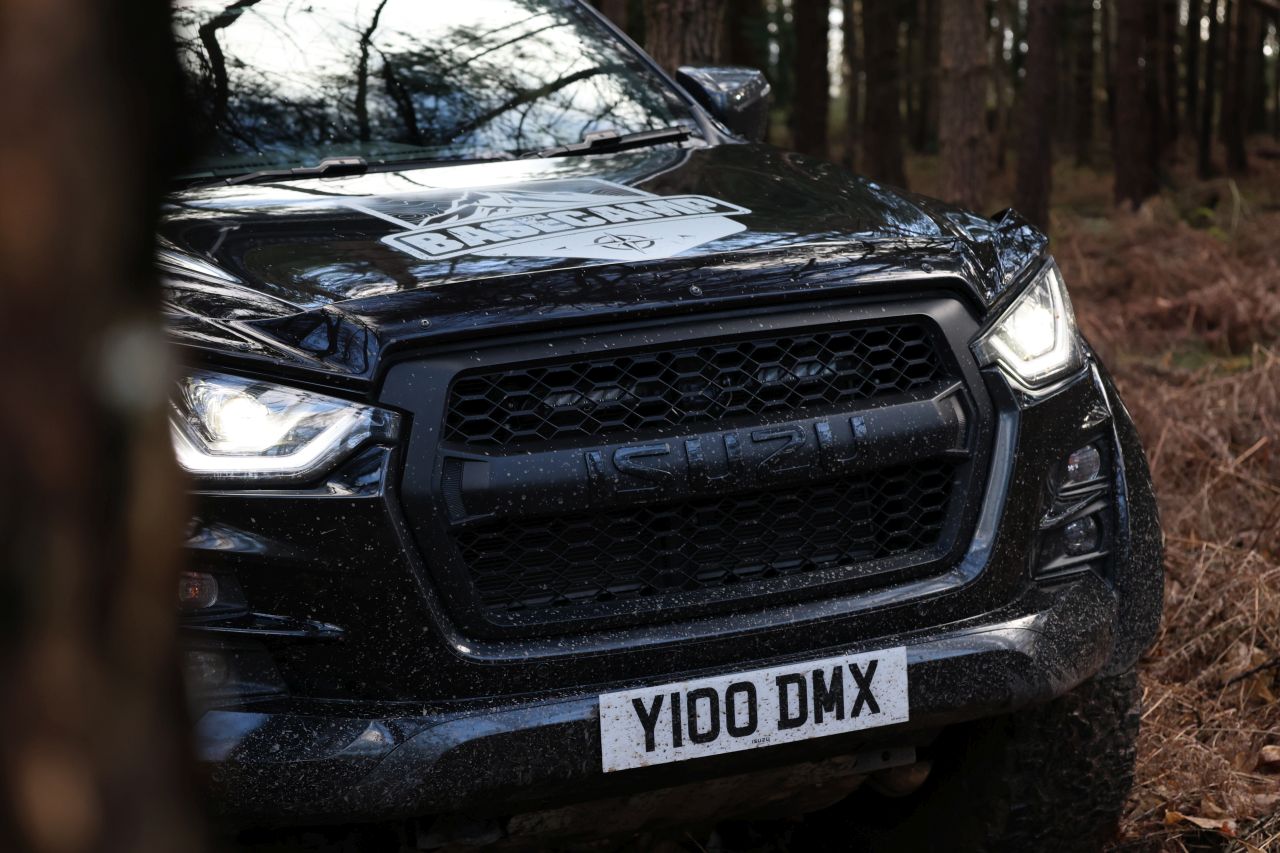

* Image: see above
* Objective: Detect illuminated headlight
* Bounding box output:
[974,260,1083,389]
[170,370,398,484]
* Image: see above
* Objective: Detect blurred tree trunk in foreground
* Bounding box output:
[790,0,830,158]
[643,0,726,73]
[862,0,907,186]
[938,0,988,210]
[1015,0,1060,228]
[0,0,199,851]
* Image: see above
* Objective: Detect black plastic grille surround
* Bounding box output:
[444,320,945,447]
[409,304,990,633]
[457,461,956,615]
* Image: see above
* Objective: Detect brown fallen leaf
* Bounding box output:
[1164,810,1238,835]
[1259,744,1280,770]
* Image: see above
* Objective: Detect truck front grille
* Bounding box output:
[393,299,992,637]
[457,460,955,615]
[444,320,944,447]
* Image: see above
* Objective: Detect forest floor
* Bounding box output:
[923,139,1280,852]
[1065,152,1280,853]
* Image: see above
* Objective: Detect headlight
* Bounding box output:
[170,370,398,484]
[973,259,1083,389]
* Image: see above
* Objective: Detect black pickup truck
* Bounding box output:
[166,1,1163,849]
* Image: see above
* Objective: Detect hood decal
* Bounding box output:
[347,178,750,263]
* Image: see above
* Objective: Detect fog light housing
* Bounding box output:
[178,571,219,610]
[1062,515,1100,556]
[1064,445,1102,486]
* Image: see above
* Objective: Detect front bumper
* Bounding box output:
[200,570,1118,825]
[191,353,1163,828]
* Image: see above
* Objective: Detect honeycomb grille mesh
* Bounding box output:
[444,321,945,447]
[455,461,956,616]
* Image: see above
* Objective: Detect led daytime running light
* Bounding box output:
[169,370,397,484]
[974,260,1083,388]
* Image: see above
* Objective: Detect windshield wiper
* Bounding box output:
[181,152,524,188]
[210,156,369,187]
[524,126,691,159]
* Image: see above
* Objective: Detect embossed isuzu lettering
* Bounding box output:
[582,416,869,496]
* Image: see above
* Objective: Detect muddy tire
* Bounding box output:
[799,670,1142,853]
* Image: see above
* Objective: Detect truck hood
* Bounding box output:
[158,143,1046,383]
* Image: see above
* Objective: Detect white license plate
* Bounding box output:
[599,647,909,772]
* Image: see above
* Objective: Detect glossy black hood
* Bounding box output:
[158,143,1047,384]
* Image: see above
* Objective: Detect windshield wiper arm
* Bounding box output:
[524,126,691,159]
[215,156,369,187]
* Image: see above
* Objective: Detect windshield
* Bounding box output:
[172,0,698,178]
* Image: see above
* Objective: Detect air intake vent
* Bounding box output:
[456,461,956,616]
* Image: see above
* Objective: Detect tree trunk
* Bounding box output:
[1245,3,1267,133]
[1015,0,1060,228]
[1274,14,1280,139]
[770,1,797,117]
[939,0,989,209]
[1221,0,1249,172]
[993,0,1016,171]
[904,8,919,147]
[1198,0,1221,177]
[727,0,770,71]
[1185,0,1203,138]
[1219,0,1235,147]
[911,0,940,152]
[1102,0,1116,129]
[0,0,202,852]
[862,0,908,185]
[790,0,832,158]
[1161,0,1180,143]
[643,0,726,73]
[1220,0,1236,145]
[1144,0,1168,163]
[1115,0,1159,205]
[1070,0,1096,165]
[728,0,770,139]
[595,0,631,34]
[842,0,863,170]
